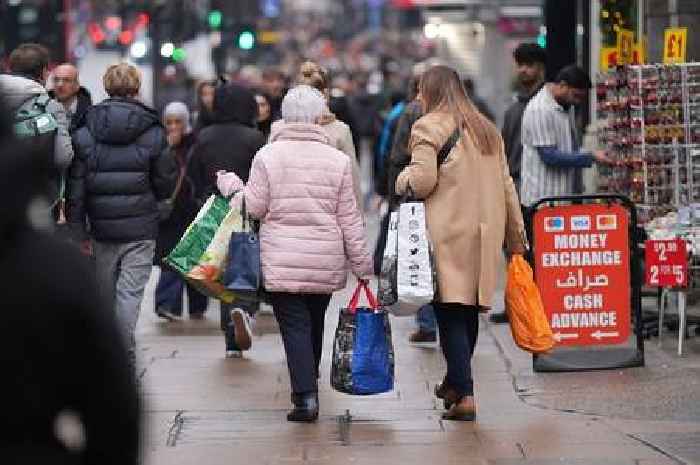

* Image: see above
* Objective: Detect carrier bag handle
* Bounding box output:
[348,280,379,313]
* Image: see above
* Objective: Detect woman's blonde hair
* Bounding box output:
[419,65,500,156]
[103,63,141,98]
[296,61,330,92]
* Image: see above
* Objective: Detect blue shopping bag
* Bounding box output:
[223,198,262,301]
[331,281,395,395]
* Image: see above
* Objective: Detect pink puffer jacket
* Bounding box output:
[217,122,373,294]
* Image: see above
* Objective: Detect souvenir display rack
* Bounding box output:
[596,63,700,223]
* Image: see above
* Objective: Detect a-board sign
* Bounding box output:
[533,204,631,347]
[645,239,688,288]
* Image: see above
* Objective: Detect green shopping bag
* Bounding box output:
[186,194,247,303]
[163,195,235,301]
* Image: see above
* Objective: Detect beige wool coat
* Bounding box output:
[396,112,526,309]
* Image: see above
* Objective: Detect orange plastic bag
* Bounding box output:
[505,255,555,354]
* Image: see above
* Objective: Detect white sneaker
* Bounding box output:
[258,302,274,315]
[230,308,253,351]
[225,349,243,359]
[156,307,182,322]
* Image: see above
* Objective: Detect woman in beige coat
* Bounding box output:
[396,66,525,421]
[271,61,362,208]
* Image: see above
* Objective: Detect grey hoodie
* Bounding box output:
[0,74,74,173]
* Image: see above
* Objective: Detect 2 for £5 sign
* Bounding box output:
[645,239,688,288]
[534,204,630,347]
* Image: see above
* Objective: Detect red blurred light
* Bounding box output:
[119,30,134,45]
[88,22,105,44]
[104,16,122,31]
[136,12,150,28]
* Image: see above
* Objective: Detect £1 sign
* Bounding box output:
[645,239,688,288]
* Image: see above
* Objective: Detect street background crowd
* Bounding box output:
[0,22,625,463]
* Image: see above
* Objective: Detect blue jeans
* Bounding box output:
[416,304,437,332]
[155,269,208,316]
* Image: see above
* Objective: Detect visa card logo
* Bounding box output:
[544,216,565,232]
[570,215,591,231]
[596,214,617,230]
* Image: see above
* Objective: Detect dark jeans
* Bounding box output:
[155,269,208,316]
[268,292,332,395]
[434,303,480,398]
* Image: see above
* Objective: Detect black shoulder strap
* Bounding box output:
[437,127,461,165]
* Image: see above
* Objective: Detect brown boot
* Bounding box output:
[409,329,437,344]
[442,396,476,421]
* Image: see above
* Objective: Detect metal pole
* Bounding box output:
[590,0,600,128]
[669,0,679,28]
[637,0,644,62]
[678,290,686,355]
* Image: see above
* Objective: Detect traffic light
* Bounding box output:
[237,28,256,50]
[208,10,223,29]
[537,30,547,48]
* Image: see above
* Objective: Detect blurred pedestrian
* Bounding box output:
[190,82,265,358]
[489,43,546,324]
[462,78,495,122]
[272,61,362,209]
[371,85,412,278]
[49,63,92,132]
[384,75,438,345]
[217,85,373,422]
[154,101,208,321]
[374,90,407,199]
[329,75,360,154]
[67,63,176,369]
[0,43,74,222]
[0,95,140,465]
[395,65,526,421]
[502,44,546,195]
[255,92,273,139]
[193,79,216,133]
[48,63,93,240]
[261,68,287,121]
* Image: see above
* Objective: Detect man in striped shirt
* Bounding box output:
[520,65,612,207]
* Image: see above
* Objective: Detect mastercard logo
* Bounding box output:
[544,216,565,232]
[596,214,617,230]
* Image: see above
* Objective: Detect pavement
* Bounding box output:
[137,268,700,465]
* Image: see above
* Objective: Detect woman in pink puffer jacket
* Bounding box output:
[217,85,373,423]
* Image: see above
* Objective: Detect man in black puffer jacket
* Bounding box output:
[67,63,175,368]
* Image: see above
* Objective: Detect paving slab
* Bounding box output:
[138,268,699,464]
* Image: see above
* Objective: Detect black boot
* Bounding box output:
[288,392,319,423]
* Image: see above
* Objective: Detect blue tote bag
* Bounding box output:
[223,197,262,301]
[331,281,395,395]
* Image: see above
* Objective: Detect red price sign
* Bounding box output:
[534,204,631,347]
[645,239,688,288]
